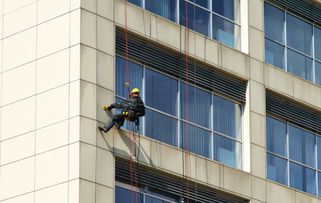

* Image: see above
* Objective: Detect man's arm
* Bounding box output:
[102,102,124,111]
[109,103,124,109]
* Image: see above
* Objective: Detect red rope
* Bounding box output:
[184,1,189,202]
[124,1,138,203]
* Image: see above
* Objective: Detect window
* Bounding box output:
[126,0,241,50]
[116,184,176,203]
[266,116,321,196]
[264,2,321,85]
[116,56,243,169]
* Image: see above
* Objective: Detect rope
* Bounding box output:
[124,1,137,203]
[184,0,190,202]
[124,1,140,202]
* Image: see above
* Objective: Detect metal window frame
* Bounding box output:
[115,158,250,203]
[128,0,241,49]
[264,1,321,85]
[266,92,321,196]
[115,30,246,168]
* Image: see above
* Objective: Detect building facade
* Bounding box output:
[0,0,321,203]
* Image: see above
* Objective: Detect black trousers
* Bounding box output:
[103,114,140,133]
[104,113,125,132]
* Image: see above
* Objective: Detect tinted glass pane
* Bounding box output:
[267,153,288,185]
[116,187,143,203]
[190,0,210,8]
[180,83,211,128]
[116,57,143,98]
[146,0,177,21]
[128,0,141,6]
[287,49,313,81]
[319,172,321,197]
[214,134,241,168]
[266,116,287,156]
[213,95,242,139]
[213,15,239,48]
[145,196,169,203]
[145,68,178,116]
[265,39,285,69]
[290,162,316,195]
[315,27,321,61]
[287,13,312,56]
[213,0,239,22]
[264,3,284,43]
[289,125,316,167]
[180,0,210,36]
[317,135,321,170]
[145,109,178,146]
[181,122,211,158]
[316,61,321,86]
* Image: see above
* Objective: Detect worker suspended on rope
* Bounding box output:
[99,87,145,133]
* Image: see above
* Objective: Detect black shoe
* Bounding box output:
[98,126,107,133]
[114,124,120,129]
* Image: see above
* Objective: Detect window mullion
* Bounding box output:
[211,93,214,160]
[286,122,290,187]
[209,0,213,39]
[315,134,319,196]
[178,79,181,148]
[313,25,316,83]
[284,10,288,71]
[142,66,146,136]
[176,0,180,24]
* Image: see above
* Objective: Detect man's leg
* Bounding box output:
[99,113,123,133]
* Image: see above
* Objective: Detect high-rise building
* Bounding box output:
[0,0,321,203]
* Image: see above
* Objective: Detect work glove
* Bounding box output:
[102,105,111,111]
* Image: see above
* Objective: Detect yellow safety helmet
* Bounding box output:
[131,88,140,95]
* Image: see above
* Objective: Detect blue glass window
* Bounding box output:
[267,153,288,185]
[287,49,313,81]
[265,39,285,70]
[180,0,210,36]
[214,134,241,168]
[317,135,321,170]
[315,27,321,61]
[128,0,142,6]
[266,117,287,156]
[264,3,284,43]
[319,172,321,197]
[145,109,178,146]
[266,115,320,197]
[212,0,238,22]
[146,68,178,116]
[115,57,242,169]
[287,13,313,56]
[213,95,241,139]
[190,0,210,8]
[180,82,211,128]
[145,195,172,203]
[146,0,177,22]
[213,14,239,48]
[181,122,211,158]
[316,61,321,86]
[289,125,315,167]
[116,57,143,98]
[290,163,316,195]
[116,187,143,203]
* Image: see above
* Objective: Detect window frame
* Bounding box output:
[264,1,321,86]
[266,114,321,196]
[127,0,241,49]
[116,182,179,203]
[115,54,243,169]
